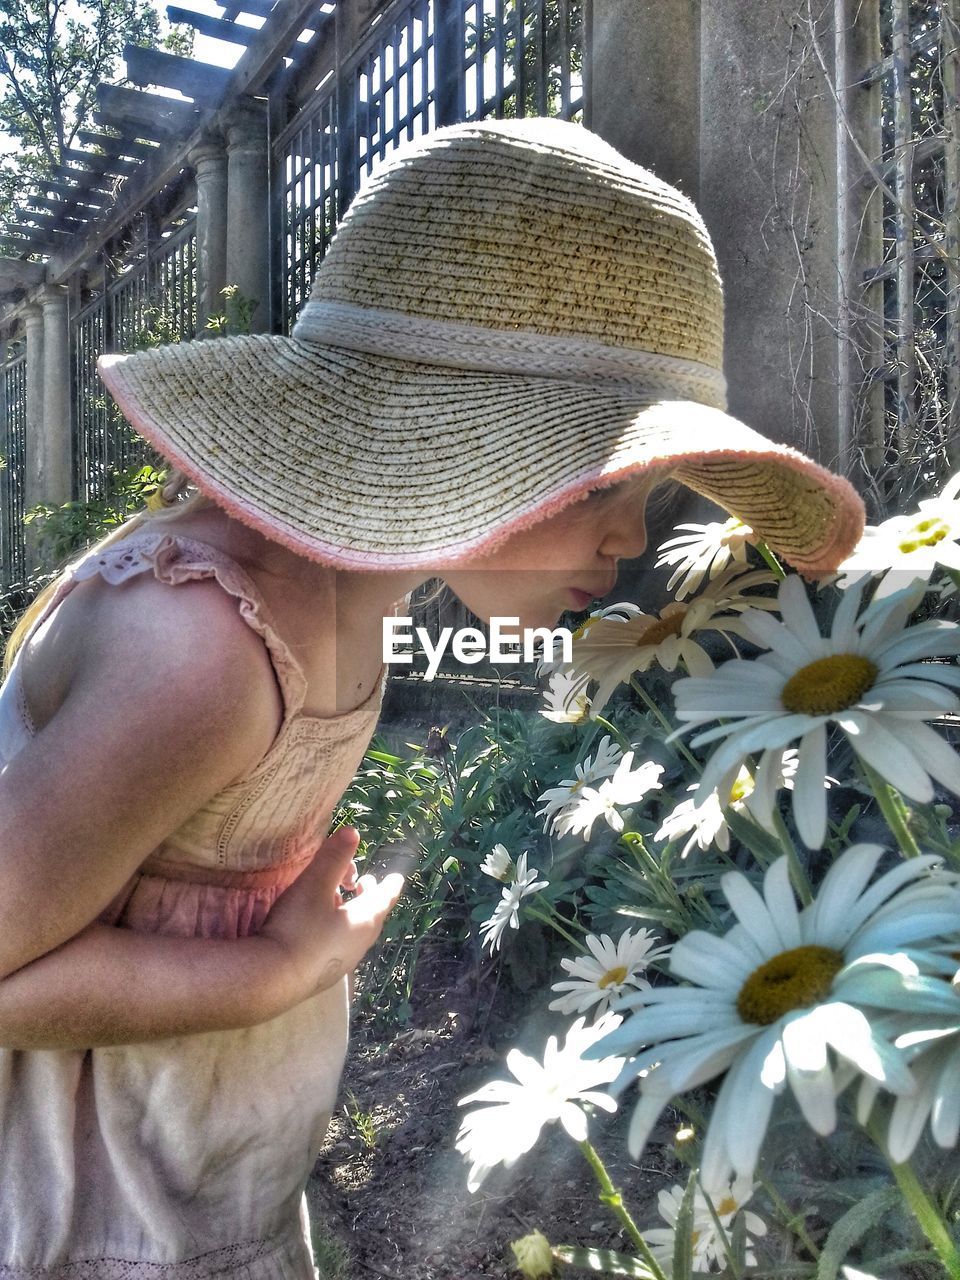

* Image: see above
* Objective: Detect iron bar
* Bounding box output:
[942,0,960,466]
[892,0,917,458]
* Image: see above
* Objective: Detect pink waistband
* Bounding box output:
[137,852,313,891]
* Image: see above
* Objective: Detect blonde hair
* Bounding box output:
[3,470,215,678]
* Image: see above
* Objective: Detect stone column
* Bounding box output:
[226,104,270,334]
[40,284,72,507]
[698,0,843,465]
[587,0,701,199]
[22,303,45,514]
[189,133,229,334]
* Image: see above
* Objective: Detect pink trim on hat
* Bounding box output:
[98,356,864,577]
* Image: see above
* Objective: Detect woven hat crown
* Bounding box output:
[304,118,724,377]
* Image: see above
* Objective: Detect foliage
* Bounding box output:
[0,0,194,226]
[21,461,163,566]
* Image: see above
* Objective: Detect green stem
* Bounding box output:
[526,906,582,951]
[629,678,702,774]
[771,810,813,906]
[577,1139,668,1280]
[859,758,922,858]
[757,1177,821,1260]
[755,540,786,579]
[593,714,634,756]
[866,1120,960,1277]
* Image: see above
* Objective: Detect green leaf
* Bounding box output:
[673,1167,698,1280]
[553,1245,656,1276]
[815,1188,900,1280]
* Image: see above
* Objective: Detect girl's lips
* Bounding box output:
[568,588,594,609]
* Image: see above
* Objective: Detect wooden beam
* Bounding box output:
[96,84,198,139]
[123,45,232,107]
[0,259,45,289]
[40,177,111,203]
[59,148,140,178]
[27,196,104,223]
[0,227,72,251]
[221,0,320,106]
[14,207,86,233]
[166,7,258,46]
[221,0,276,19]
[76,130,161,161]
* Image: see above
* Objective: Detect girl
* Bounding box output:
[0,117,863,1276]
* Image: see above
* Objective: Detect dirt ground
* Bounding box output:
[306,939,678,1280]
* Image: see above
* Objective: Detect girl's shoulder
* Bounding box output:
[16,529,292,765]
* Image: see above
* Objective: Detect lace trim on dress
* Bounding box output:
[71,532,309,721]
[0,1233,308,1279]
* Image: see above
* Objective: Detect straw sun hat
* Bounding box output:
[98,116,864,574]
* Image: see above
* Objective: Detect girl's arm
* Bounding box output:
[0,573,402,1050]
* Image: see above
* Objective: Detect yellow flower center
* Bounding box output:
[638,610,686,647]
[898,517,950,554]
[728,771,755,805]
[736,944,844,1025]
[715,1196,738,1216]
[598,965,629,990]
[781,654,878,716]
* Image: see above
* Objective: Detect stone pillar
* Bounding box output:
[226,104,270,334]
[189,133,229,333]
[22,303,44,515]
[587,0,701,199]
[698,1,843,465]
[40,285,72,506]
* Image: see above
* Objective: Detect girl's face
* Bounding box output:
[442,473,659,629]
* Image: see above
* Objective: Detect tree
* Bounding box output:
[0,0,193,226]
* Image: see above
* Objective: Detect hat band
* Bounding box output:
[292,301,727,409]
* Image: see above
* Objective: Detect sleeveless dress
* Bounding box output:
[0,530,387,1278]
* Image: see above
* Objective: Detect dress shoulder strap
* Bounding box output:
[70,530,309,721]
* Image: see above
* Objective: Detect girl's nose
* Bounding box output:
[599,521,648,561]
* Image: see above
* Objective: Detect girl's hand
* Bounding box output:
[259,826,404,1005]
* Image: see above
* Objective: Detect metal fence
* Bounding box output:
[273,0,584,334]
[72,217,197,503]
[838,0,960,506]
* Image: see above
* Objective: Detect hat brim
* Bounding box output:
[98,335,864,574]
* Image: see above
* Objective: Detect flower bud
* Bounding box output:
[510,1230,555,1277]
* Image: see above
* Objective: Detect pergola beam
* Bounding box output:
[76,130,161,161]
[0,259,45,289]
[166,7,259,46]
[59,148,140,178]
[123,45,233,108]
[95,84,198,140]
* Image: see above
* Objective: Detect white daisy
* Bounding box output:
[536,735,623,832]
[562,568,778,715]
[549,927,672,1017]
[591,846,960,1190]
[654,753,799,857]
[480,844,514,882]
[478,852,549,953]
[837,471,960,599]
[644,1177,767,1272]
[539,666,591,723]
[848,956,960,1162]
[673,574,960,849]
[655,517,756,600]
[550,752,664,842]
[456,1013,625,1191]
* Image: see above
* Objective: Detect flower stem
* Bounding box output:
[577,1139,669,1280]
[771,810,813,906]
[526,907,582,951]
[755,540,786,579]
[629,678,702,774]
[593,714,635,756]
[859,758,922,858]
[757,1177,821,1260]
[866,1118,960,1277]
